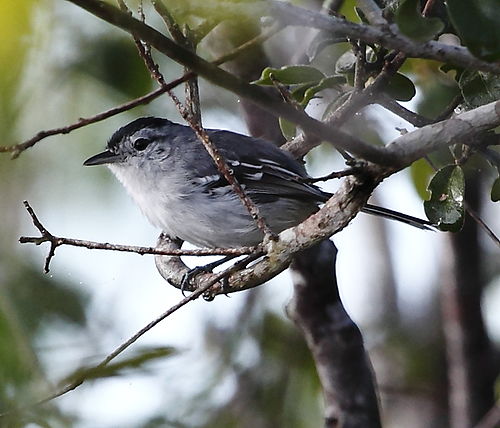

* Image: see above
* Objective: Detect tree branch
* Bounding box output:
[64,0,393,164]
[0,16,282,158]
[19,201,254,273]
[385,100,500,165]
[289,240,382,427]
[0,270,229,416]
[269,1,500,75]
[155,168,383,299]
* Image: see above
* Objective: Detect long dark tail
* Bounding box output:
[361,203,434,230]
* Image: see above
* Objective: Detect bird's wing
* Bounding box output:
[191,130,329,204]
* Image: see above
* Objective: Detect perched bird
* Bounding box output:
[84,117,431,248]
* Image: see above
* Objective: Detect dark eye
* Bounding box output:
[133,138,151,151]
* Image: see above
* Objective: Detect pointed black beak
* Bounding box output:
[83,150,124,166]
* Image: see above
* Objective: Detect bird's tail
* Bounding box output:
[361,203,434,230]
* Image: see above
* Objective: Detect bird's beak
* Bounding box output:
[83,150,124,166]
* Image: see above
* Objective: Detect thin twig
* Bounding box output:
[464,202,500,248]
[378,95,433,127]
[302,167,360,182]
[0,265,236,416]
[20,201,254,273]
[152,0,202,124]
[433,94,463,123]
[1,85,172,158]
[1,16,281,158]
[127,21,277,242]
[170,91,278,240]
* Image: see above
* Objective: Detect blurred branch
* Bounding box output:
[473,401,500,428]
[63,0,393,164]
[0,17,282,158]
[0,273,227,417]
[289,240,381,427]
[152,0,202,125]
[378,95,434,127]
[441,174,497,428]
[269,1,500,74]
[19,201,254,273]
[1,84,173,158]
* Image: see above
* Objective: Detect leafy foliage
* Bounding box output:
[424,165,465,232]
[395,0,444,42]
[446,0,500,61]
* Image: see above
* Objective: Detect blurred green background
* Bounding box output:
[1,1,499,427]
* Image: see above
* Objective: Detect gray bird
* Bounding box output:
[84,117,431,248]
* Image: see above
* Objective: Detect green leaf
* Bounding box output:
[290,82,319,103]
[395,0,444,42]
[279,117,296,140]
[385,72,416,101]
[458,70,500,109]
[62,346,177,384]
[447,0,500,61]
[491,176,500,202]
[424,165,465,232]
[410,158,434,200]
[253,65,325,85]
[294,76,345,106]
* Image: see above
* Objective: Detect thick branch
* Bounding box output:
[155,169,382,298]
[289,240,381,427]
[385,101,500,165]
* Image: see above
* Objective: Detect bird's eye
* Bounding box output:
[133,138,151,151]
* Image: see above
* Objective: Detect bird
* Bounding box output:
[84,117,432,248]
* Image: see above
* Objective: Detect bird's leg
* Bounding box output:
[181,255,239,295]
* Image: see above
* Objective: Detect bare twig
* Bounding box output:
[434,94,464,123]
[465,202,500,248]
[127,19,276,242]
[302,167,360,182]
[151,0,202,124]
[0,266,234,416]
[20,201,254,273]
[378,95,433,127]
[1,15,281,158]
[1,85,174,158]
[172,93,277,240]
[269,1,500,74]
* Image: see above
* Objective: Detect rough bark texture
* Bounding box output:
[289,240,382,428]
